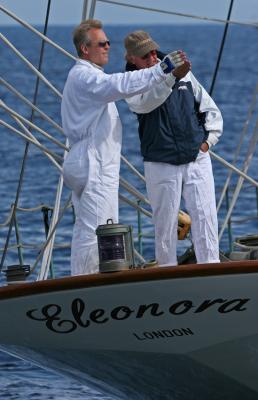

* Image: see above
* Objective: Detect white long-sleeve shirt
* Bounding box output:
[61,58,173,197]
[61,59,168,147]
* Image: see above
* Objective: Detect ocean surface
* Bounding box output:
[0,22,258,399]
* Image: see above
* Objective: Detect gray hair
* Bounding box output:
[73,19,103,57]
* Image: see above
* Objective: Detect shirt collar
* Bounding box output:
[77,58,104,71]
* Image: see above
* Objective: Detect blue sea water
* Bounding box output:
[0,23,258,399]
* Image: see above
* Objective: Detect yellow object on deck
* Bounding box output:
[178,210,191,240]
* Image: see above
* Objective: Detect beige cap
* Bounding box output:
[124,30,159,57]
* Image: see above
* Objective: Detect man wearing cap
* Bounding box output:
[61,20,187,276]
[124,30,223,267]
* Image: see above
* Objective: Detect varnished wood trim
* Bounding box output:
[1,260,258,300]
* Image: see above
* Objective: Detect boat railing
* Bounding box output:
[2,178,258,280]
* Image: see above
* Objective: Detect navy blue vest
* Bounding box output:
[136,80,208,165]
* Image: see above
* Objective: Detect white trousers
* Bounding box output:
[63,143,120,276]
[144,151,219,266]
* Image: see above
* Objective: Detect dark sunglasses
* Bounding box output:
[97,40,110,48]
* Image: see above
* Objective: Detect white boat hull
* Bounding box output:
[1,262,258,399]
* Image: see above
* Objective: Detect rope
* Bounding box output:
[0,205,14,228]
[0,242,71,252]
[0,203,73,230]
[233,242,258,250]
[17,204,72,212]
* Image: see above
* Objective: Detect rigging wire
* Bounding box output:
[0,102,67,150]
[216,83,258,213]
[0,5,76,61]
[97,0,258,28]
[0,0,52,271]
[0,77,64,134]
[209,0,234,96]
[0,119,63,165]
[218,120,258,241]
[0,33,62,98]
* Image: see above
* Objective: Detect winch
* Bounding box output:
[96,219,135,272]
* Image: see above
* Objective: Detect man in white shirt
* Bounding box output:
[61,20,188,275]
[124,30,223,266]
